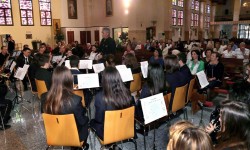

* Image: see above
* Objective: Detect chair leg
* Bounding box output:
[143,128,146,150]
[46,145,51,150]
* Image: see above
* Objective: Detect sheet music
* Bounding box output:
[196,71,209,89]
[115,65,133,82]
[93,63,105,73]
[79,60,93,69]
[140,61,148,78]
[58,56,66,66]
[23,64,30,71]
[9,61,16,73]
[52,55,62,62]
[14,65,29,80]
[140,93,168,124]
[77,73,99,89]
[65,60,71,69]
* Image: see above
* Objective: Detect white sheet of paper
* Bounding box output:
[16,51,21,57]
[79,60,93,69]
[23,64,30,71]
[9,61,16,73]
[116,67,133,82]
[77,73,99,89]
[12,52,16,57]
[52,55,62,62]
[115,65,127,70]
[65,60,71,69]
[196,71,209,88]
[140,93,168,124]
[93,63,105,73]
[140,61,148,78]
[58,56,66,66]
[14,67,29,80]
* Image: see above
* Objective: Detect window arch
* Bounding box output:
[0,0,13,26]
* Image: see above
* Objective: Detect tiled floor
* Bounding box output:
[0,85,219,150]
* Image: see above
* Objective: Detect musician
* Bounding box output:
[35,54,52,90]
[0,46,9,67]
[7,36,15,54]
[0,82,12,129]
[16,48,32,90]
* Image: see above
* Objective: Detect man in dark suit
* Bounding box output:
[99,28,116,57]
[16,48,32,90]
[7,36,15,54]
[0,46,9,67]
[35,54,52,90]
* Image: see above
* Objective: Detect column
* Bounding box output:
[199,0,206,39]
[184,0,192,41]
[232,0,241,37]
[210,2,216,38]
[164,0,173,40]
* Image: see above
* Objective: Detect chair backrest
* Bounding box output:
[42,113,82,147]
[103,106,135,145]
[186,78,196,103]
[130,73,142,93]
[27,75,37,94]
[73,90,85,107]
[172,84,188,113]
[35,79,48,99]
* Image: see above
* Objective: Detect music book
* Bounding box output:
[14,65,30,80]
[93,63,105,73]
[52,55,62,63]
[115,65,133,82]
[140,93,168,124]
[58,56,66,66]
[196,71,209,89]
[79,60,93,69]
[77,73,99,89]
[65,60,71,69]
[140,61,148,78]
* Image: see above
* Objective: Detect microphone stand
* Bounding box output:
[198,101,205,128]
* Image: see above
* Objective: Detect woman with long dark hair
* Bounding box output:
[206,100,250,150]
[135,63,165,121]
[187,49,205,75]
[41,66,89,149]
[90,67,133,140]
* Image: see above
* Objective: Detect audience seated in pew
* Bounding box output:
[187,49,205,75]
[90,67,134,140]
[203,48,213,67]
[41,66,89,150]
[149,48,164,67]
[35,54,52,90]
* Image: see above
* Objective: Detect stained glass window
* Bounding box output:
[206,4,210,14]
[19,0,33,26]
[39,0,51,26]
[195,1,199,11]
[177,10,183,26]
[172,0,177,6]
[205,16,210,28]
[178,0,184,7]
[0,0,13,25]
[194,14,199,26]
[172,9,177,26]
[191,0,194,10]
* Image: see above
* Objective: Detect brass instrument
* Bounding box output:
[0,54,10,73]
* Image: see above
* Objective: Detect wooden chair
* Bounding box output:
[42,113,85,149]
[91,106,137,149]
[165,84,189,119]
[35,79,48,99]
[73,90,85,107]
[186,77,196,104]
[130,73,142,93]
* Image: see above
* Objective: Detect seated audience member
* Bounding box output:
[69,55,80,84]
[88,45,99,61]
[177,53,192,84]
[41,66,89,149]
[186,45,200,62]
[203,48,213,67]
[85,43,92,55]
[123,43,135,58]
[164,55,186,111]
[90,67,134,140]
[35,54,52,90]
[135,63,165,122]
[213,42,224,54]
[0,81,12,129]
[245,63,250,82]
[207,38,214,49]
[0,46,9,67]
[220,40,227,50]
[187,50,205,75]
[222,43,234,58]
[149,49,164,67]
[16,47,32,90]
[205,52,224,89]
[206,100,250,150]
[168,121,213,150]
[184,40,192,51]
[230,41,238,51]
[134,41,143,50]
[233,42,249,63]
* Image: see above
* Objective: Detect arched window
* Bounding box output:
[0,0,13,26]
[19,0,33,26]
[39,0,51,26]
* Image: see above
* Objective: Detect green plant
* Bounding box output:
[55,32,64,42]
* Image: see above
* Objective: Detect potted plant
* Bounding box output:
[55,32,64,43]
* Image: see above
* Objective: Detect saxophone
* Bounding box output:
[0,54,10,73]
